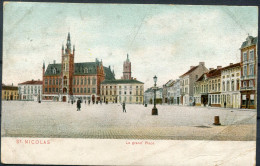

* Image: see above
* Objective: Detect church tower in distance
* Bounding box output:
[122,54,132,80]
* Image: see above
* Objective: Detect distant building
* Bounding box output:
[221,63,241,108]
[121,54,133,80]
[173,79,180,105]
[162,80,175,104]
[101,79,144,104]
[179,62,208,106]
[2,84,18,100]
[18,80,43,101]
[240,35,258,109]
[101,54,144,104]
[144,88,154,104]
[42,33,115,102]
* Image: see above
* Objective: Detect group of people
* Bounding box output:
[75,99,127,113]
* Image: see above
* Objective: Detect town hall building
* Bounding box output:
[42,33,115,102]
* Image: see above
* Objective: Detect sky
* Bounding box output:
[3,2,258,89]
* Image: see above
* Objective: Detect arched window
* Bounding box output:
[63,76,67,86]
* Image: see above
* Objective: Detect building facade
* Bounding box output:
[101,54,144,104]
[42,33,115,102]
[240,35,258,109]
[221,63,241,108]
[101,79,144,104]
[18,80,43,101]
[179,62,208,106]
[2,84,18,100]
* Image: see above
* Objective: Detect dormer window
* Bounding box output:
[84,68,88,73]
[53,68,57,74]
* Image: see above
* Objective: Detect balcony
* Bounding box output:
[240,87,255,91]
[241,75,255,80]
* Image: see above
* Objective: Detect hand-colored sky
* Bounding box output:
[3,2,258,89]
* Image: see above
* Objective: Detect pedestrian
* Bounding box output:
[224,101,226,108]
[121,102,126,113]
[88,100,90,105]
[85,100,86,104]
[77,99,81,111]
[100,100,102,105]
[71,100,73,105]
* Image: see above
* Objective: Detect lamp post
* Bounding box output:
[152,75,158,115]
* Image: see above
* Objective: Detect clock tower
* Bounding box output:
[61,32,75,96]
[122,54,132,80]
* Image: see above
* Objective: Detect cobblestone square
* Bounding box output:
[1,101,256,140]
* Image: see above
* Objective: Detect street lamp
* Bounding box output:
[152,75,158,115]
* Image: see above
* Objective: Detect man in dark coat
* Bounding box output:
[121,102,126,113]
[77,99,81,111]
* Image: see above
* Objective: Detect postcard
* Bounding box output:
[1,2,258,165]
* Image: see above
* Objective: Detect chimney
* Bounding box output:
[230,63,233,66]
[109,65,111,69]
[217,66,222,69]
[32,79,34,81]
[53,60,56,64]
[12,83,13,86]
[209,68,214,71]
[190,66,195,69]
[199,62,205,66]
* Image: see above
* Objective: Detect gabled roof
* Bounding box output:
[241,36,258,49]
[2,85,18,90]
[44,62,115,80]
[196,73,206,82]
[104,67,115,80]
[221,62,240,70]
[18,80,43,85]
[180,66,199,78]
[101,79,144,85]
[206,68,221,78]
[44,64,62,76]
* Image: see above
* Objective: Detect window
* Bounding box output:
[124,91,126,95]
[59,79,61,85]
[119,91,121,95]
[243,66,247,76]
[88,88,90,93]
[77,78,79,85]
[84,78,87,85]
[45,88,47,92]
[80,88,83,93]
[92,78,96,85]
[136,97,138,102]
[250,50,254,61]
[227,81,230,91]
[92,88,96,93]
[56,79,58,85]
[236,80,240,91]
[56,88,58,92]
[218,83,220,92]
[49,79,52,85]
[49,88,51,92]
[77,88,79,93]
[45,79,48,85]
[73,78,75,85]
[243,52,247,62]
[249,64,254,76]
[84,88,86,93]
[88,78,90,85]
[53,68,56,74]
[249,80,253,87]
[243,81,247,88]
[231,80,234,91]
[81,78,83,85]
[84,68,88,73]
[73,88,75,93]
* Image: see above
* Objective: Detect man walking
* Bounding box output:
[121,102,126,113]
[77,99,81,111]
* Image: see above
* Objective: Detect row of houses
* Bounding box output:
[145,35,258,109]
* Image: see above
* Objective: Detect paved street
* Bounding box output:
[1,101,256,140]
